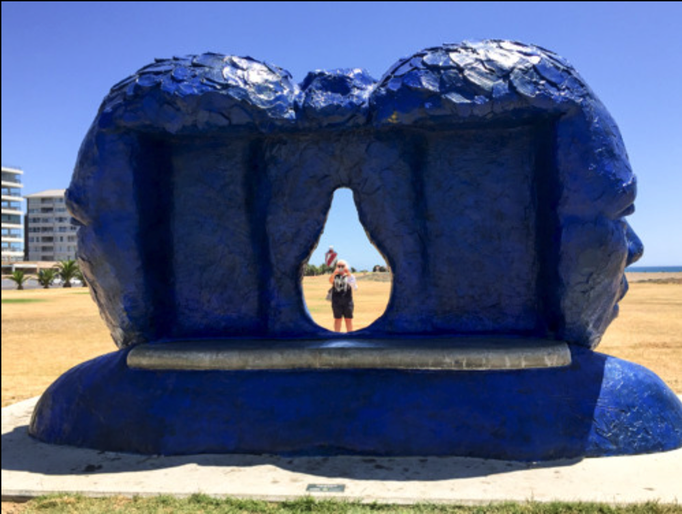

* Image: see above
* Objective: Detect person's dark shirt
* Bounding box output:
[332,274,354,303]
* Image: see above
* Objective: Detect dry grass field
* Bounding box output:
[599,273,682,393]
[302,272,393,332]
[1,288,112,407]
[2,272,681,408]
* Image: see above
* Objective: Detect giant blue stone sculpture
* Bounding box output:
[29,41,682,460]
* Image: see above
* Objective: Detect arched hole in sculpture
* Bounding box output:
[302,187,391,333]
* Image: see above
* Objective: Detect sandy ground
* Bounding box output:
[1,273,681,408]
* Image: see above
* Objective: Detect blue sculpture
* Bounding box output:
[29,41,682,459]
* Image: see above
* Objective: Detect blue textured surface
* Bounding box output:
[66,39,642,349]
[297,68,375,127]
[29,347,682,459]
[28,40,682,459]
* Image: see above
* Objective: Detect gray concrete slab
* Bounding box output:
[127,337,571,371]
[3,397,682,505]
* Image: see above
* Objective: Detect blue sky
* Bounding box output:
[2,2,681,269]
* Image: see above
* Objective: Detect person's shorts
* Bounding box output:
[332,300,354,319]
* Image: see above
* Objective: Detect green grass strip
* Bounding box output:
[17,494,682,514]
[1,298,48,304]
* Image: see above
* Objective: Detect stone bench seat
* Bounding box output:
[126,337,571,371]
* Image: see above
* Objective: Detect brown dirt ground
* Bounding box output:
[2,273,681,410]
[1,503,24,514]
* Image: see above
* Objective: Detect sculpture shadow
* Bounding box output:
[1,424,582,481]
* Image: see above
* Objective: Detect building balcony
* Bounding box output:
[1,236,24,244]
[27,227,57,233]
[1,193,24,201]
[1,172,23,186]
[28,255,55,262]
[1,179,23,188]
[1,249,24,258]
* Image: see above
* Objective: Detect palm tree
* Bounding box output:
[74,267,87,287]
[37,268,57,289]
[56,259,79,288]
[8,270,30,290]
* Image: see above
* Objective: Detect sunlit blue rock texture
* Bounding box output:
[30,41,682,459]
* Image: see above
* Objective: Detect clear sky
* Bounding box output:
[2,2,681,269]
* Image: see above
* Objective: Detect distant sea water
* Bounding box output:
[626,266,682,273]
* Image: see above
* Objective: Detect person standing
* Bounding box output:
[329,259,357,332]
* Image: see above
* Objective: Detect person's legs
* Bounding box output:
[332,302,343,332]
[343,302,354,332]
[344,318,353,332]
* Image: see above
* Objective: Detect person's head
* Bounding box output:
[336,259,349,272]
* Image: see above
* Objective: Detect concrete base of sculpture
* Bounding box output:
[29,345,682,460]
[126,337,572,371]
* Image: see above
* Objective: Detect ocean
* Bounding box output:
[626,266,682,273]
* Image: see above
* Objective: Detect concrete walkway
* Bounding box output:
[3,397,681,505]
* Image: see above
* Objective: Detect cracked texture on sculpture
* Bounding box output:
[28,40,682,460]
[67,40,641,349]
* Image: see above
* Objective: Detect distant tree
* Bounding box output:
[373,265,387,273]
[351,267,357,273]
[304,263,318,276]
[8,270,30,290]
[56,259,79,288]
[37,268,57,289]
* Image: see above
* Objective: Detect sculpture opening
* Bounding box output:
[302,187,391,333]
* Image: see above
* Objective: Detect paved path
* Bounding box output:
[3,397,681,505]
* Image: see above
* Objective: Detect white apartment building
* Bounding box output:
[1,166,25,263]
[25,189,77,262]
